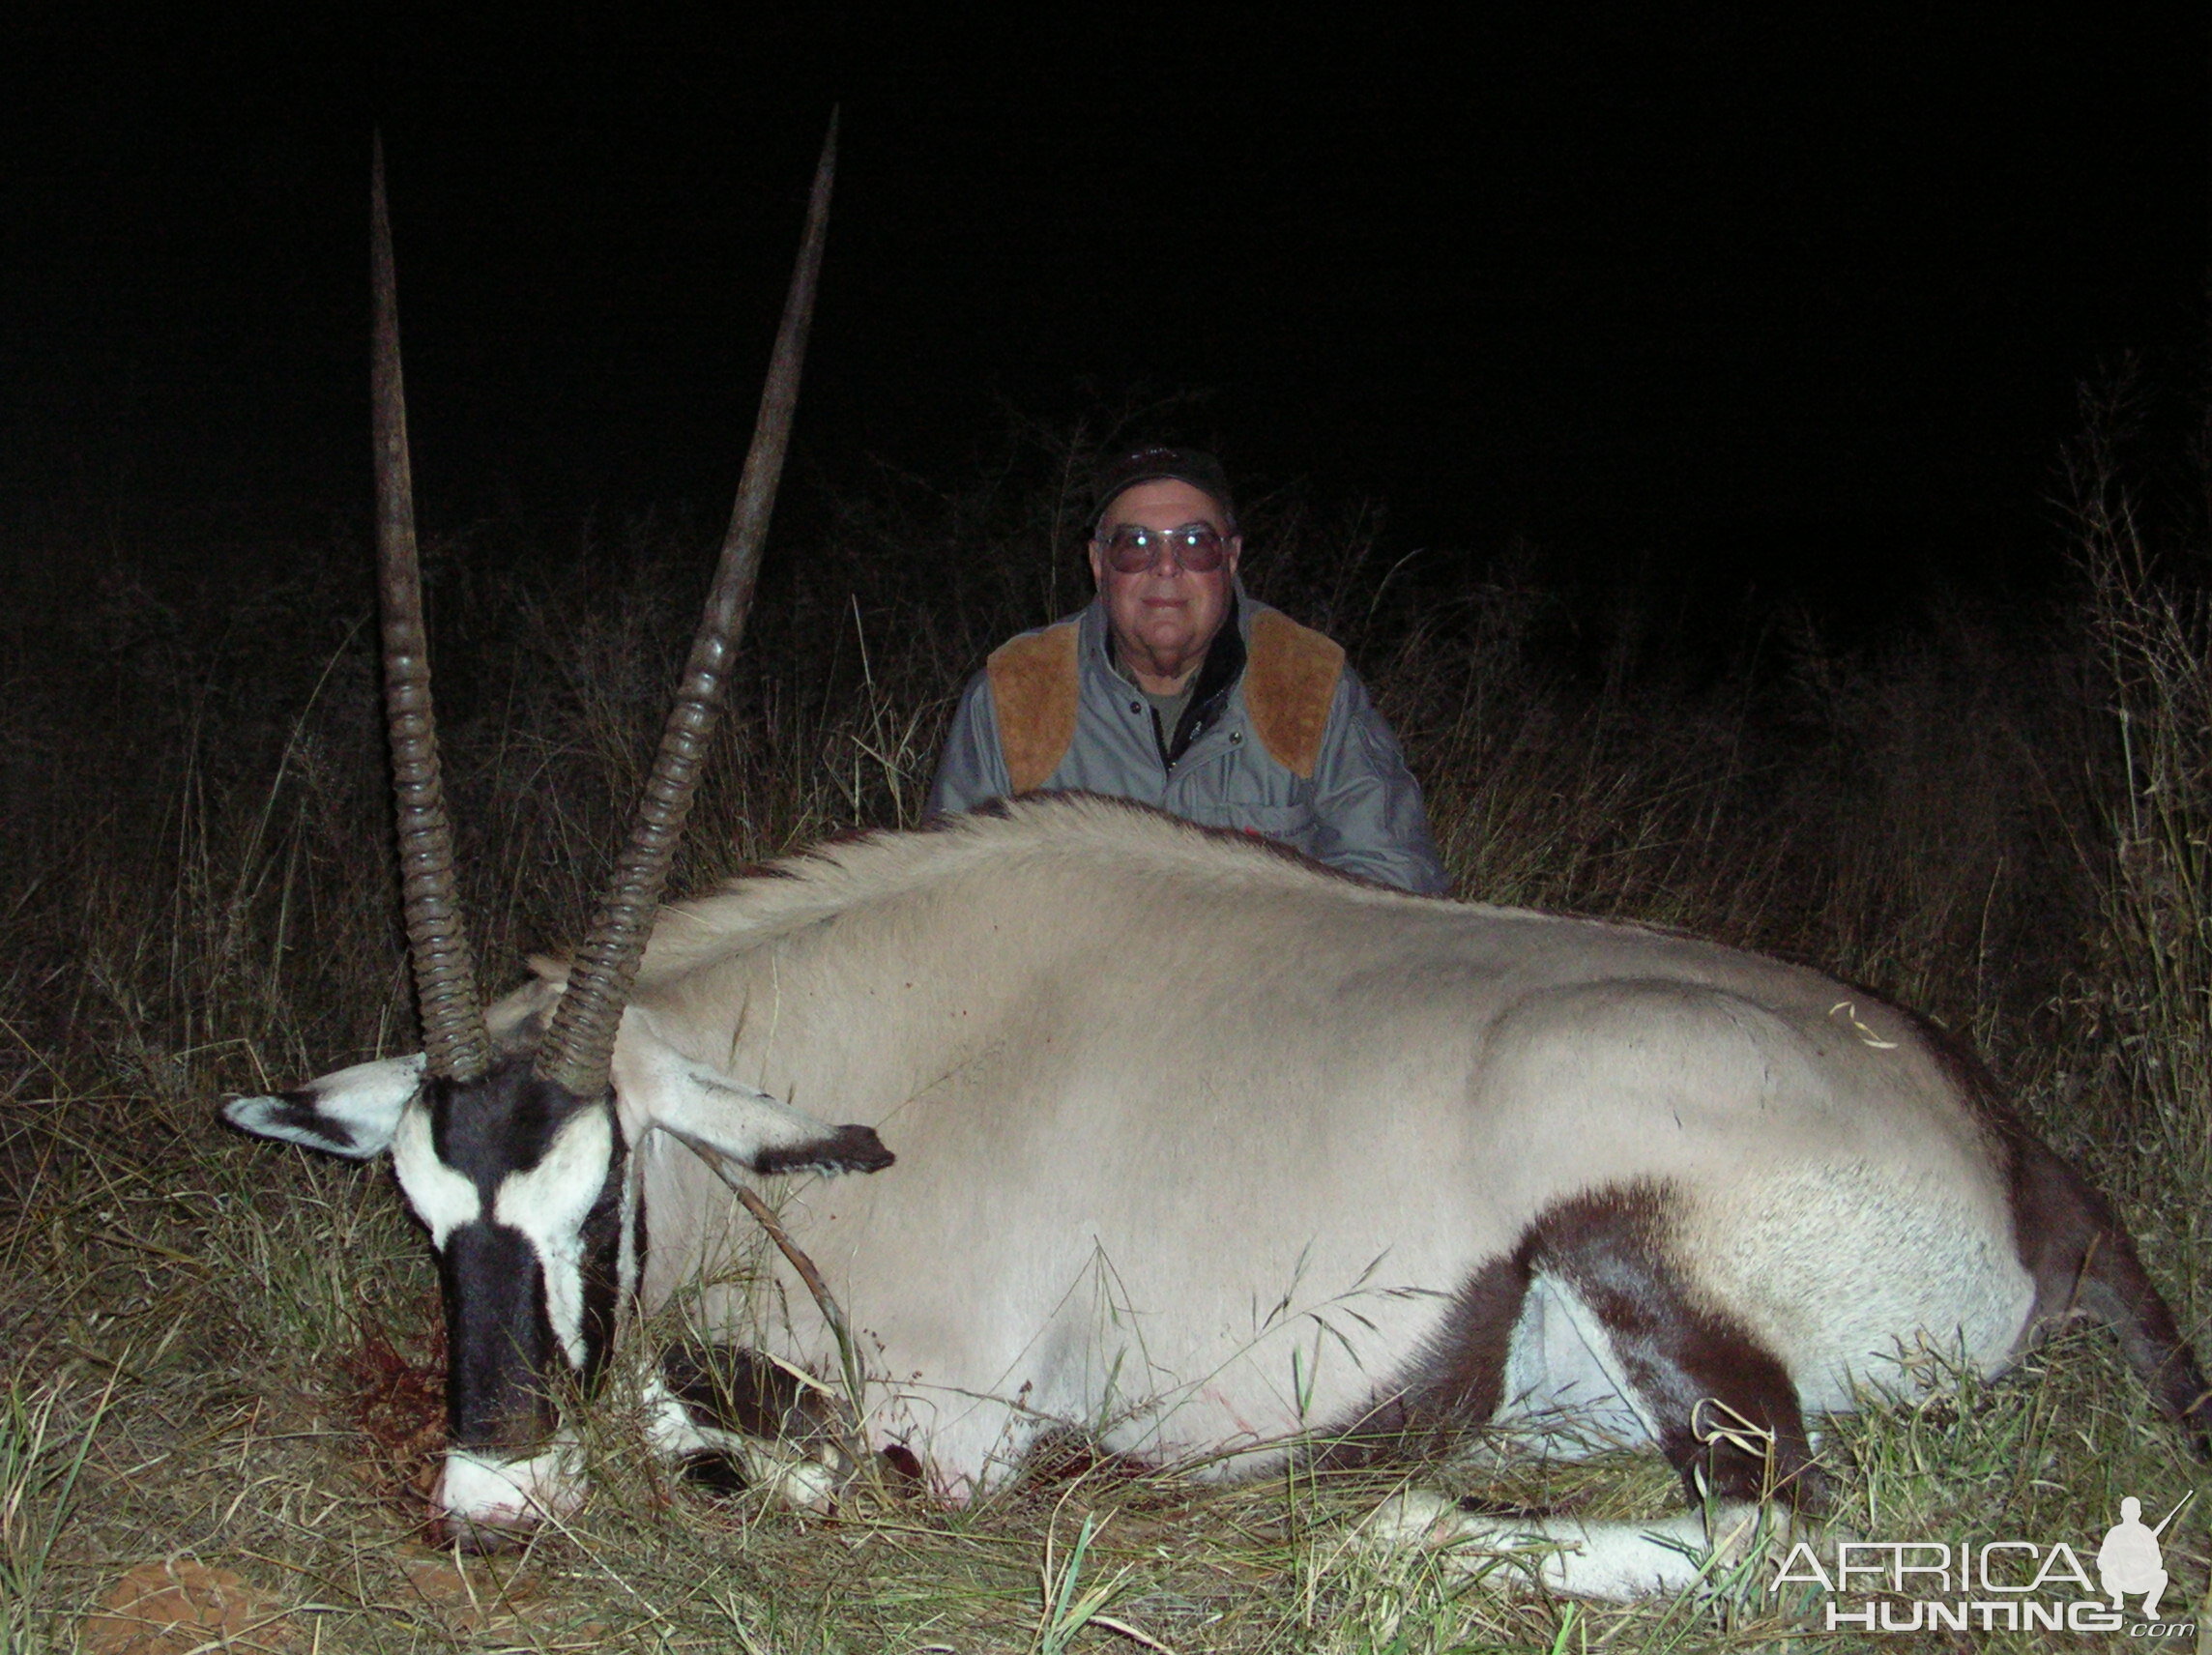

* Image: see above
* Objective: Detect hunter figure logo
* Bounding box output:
[1770,1489,2199,1637]
[2099,1495,2188,1620]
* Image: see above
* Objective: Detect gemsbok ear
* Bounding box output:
[616,1020,893,1178]
[223,1054,427,1159]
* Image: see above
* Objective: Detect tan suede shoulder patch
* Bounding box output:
[986,620,1082,794]
[1244,608,1345,779]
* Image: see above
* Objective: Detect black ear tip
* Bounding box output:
[839,1124,894,1173]
[749,1124,894,1176]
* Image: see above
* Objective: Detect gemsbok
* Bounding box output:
[225,127,2210,1597]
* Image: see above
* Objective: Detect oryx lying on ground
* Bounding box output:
[225,131,2210,1599]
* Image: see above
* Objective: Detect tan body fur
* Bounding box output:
[503,796,2035,1494]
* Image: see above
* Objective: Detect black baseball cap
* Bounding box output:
[1091,446,1237,532]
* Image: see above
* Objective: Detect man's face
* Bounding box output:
[1088,479,1241,691]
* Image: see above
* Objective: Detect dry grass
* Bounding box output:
[1,425,2207,1650]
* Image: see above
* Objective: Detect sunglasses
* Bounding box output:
[1098,522,1233,575]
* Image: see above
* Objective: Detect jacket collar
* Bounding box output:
[1083,583,1250,765]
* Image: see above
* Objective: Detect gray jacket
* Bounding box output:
[927,592,1449,894]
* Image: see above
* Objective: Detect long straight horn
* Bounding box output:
[373,135,492,1084]
[536,115,837,1100]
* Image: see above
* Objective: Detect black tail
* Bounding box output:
[1908,1012,2209,1453]
[2004,1123,2212,1453]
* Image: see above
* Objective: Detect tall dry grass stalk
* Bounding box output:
[0,1367,119,1653]
[2072,416,2212,1288]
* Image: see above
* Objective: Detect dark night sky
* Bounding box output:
[4,5,2206,625]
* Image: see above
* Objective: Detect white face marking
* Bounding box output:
[492,1108,616,1368]
[391,1101,481,1246]
[617,1146,641,1310]
[433,1438,585,1530]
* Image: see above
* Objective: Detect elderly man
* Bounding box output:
[927,447,1448,894]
